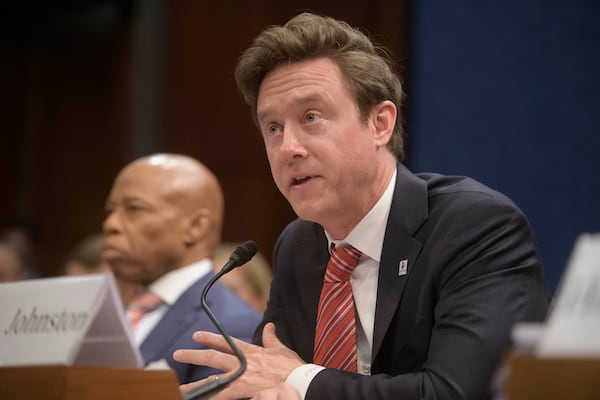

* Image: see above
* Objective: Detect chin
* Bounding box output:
[111,264,141,281]
[292,205,322,225]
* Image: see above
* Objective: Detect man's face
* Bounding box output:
[256,57,388,237]
[102,164,186,285]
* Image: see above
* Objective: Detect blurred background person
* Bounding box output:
[102,153,261,384]
[63,233,110,276]
[0,239,26,282]
[0,220,42,280]
[212,241,272,313]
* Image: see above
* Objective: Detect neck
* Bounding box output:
[325,158,396,240]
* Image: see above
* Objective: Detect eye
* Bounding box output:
[120,200,147,215]
[125,204,144,213]
[305,113,318,123]
[264,123,282,136]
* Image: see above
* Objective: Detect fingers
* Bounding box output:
[175,325,304,400]
[178,374,219,393]
[173,348,239,372]
[191,330,259,354]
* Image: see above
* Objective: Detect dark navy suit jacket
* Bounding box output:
[255,163,548,400]
[140,271,262,384]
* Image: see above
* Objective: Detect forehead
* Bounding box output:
[109,163,170,200]
[257,58,351,112]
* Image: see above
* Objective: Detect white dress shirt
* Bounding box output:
[286,170,397,398]
[132,259,213,346]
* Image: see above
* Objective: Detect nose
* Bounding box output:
[102,209,122,235]
[279,126,308,159]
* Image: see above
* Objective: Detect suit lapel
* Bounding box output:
[372,226,422,358]
[372,163,427,359]
[139,275,208,363]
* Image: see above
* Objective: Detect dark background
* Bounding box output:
[1,0,598,296]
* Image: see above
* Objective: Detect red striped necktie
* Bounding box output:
[313,245,362,372]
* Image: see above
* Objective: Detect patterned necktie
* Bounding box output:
[314,245,362,372]
[127,290,164,331]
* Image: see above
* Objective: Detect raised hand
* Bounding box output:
[174,322,305,400]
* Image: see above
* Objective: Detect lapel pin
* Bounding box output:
[398,259,408,276]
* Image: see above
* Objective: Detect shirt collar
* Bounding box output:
[147,258,212,305]
[326,169,397,262]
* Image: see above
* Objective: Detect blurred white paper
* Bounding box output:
[537,233,600,357]
[0,273,142,368]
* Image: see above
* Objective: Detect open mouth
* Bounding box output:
[292,176,312,186]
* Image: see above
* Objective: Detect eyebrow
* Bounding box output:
[257,93,327,124]
[105,195,150,207]
[122,195,153,205]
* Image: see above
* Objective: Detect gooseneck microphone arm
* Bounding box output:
[183,240,258,400]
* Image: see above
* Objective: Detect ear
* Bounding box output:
[183,208,209,247]
[371,100,397,148]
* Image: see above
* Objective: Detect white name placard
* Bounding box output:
[537,233,600,357]
[0,273,142,368]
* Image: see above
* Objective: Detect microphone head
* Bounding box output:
[229,240,258,268]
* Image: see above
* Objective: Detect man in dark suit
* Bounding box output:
[174,13,548,399]
[102,153,261,384]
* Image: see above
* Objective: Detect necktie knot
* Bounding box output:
[127,290,164,331]
[325,245,361,282]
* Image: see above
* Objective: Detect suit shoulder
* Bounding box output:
[277,218,324,248]
[272,218,326,270]
[416,172,521,212]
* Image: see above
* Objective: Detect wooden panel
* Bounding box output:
[1,3,133,276]
[0,42,25,227]
[0,365,180,400]
[507,355,600,400]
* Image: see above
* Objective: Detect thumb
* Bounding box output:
[262,322,286,349]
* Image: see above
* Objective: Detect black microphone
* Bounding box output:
[183,240,258,400]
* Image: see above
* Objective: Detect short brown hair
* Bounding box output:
[234,12,405,160]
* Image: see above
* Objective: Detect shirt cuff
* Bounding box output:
[285,364,325,399]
